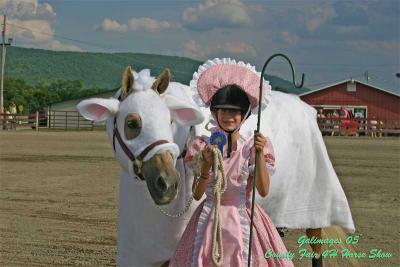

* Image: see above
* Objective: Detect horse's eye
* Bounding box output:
[127,120,139,129]
[125,114,142,139]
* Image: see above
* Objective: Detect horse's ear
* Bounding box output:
[121,66,134,100]
[152,68,171,94]
[163,94,204,126]
[77,98,120,122]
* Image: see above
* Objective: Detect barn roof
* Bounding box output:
[299,79,400,98]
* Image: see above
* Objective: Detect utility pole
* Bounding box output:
[1,14,12,113]
[364,71,370,83]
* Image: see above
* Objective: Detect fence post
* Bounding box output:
[47,107,50,128]
[91,120,94,131]
[35,111,39,132]
[65,111,68,130]
[77,112,80,129]
[385,119,388,137]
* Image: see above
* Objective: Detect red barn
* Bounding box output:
[299,79,400,126]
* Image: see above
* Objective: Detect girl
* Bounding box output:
[169,58,293,267]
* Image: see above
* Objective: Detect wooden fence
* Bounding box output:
[0,112,43,131]
[0,111,104,131]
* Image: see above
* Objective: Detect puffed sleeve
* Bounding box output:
[248,136,276,176]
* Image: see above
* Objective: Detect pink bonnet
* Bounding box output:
[190,58,271,113]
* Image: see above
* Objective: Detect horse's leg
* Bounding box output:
[160,260,170,267]
[306,228,323,267]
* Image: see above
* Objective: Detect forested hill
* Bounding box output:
[6,46,308,94]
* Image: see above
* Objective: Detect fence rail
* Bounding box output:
[48,110,98,130]
[0,111,105,131]
[0,112,43,131]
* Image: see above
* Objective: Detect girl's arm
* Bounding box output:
[253,132,270,197]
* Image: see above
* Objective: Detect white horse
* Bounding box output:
[163,71,356,264]
[163,72,355,232]
[77,67,204,267]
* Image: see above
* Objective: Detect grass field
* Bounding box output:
[0,131,399,266]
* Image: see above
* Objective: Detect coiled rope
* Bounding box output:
[193,147,227,266]
[210,147,227,266]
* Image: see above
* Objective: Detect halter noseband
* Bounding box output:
[112,117,169,181]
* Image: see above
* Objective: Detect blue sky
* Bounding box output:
[1,0,399,92]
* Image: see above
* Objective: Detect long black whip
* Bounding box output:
[247,53,305,266]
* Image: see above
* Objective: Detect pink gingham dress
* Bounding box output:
[169,135,294,267]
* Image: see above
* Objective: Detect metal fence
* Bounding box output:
[48,110,96,130]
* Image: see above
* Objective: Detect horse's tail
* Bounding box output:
[320,226,361,266]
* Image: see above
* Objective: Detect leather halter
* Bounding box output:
[112,117,169,181]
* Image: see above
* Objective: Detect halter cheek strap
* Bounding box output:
[112,117,169,180]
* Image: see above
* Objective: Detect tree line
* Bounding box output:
[3,77,111,113]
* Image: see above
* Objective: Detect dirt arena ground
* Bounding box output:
[0,130,399,266]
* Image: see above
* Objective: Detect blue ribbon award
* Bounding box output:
[209,130,227,155]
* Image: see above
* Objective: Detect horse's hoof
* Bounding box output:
[160,260,170,267]
[312,256,323,267]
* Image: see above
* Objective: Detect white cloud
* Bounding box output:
[183,39,256,60]
[8,19,53,42]
[182,0,257,31]
[98,17,181,33]
[347,40,399,55]
[0,0,80,51]
[304,5,336,32]
[183,39,207,59]
[128,17,181,32]
[0,0,56,20]
[280,32,300,46]
[335,26,364,35]
[99,18,128,32]
[223,41,256,56]
[46,40,81,52]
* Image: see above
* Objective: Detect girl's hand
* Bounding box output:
[201,145,215,169]
[254,131,267,152]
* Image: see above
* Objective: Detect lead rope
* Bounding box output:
[210,147,227,266]
[192,147,227,266]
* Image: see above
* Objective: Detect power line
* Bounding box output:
[367,73,400,85]
[6,22,118,52]
[305,73,365,88]
[296,63,398,67]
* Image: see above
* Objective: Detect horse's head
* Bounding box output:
[77,66,203,205]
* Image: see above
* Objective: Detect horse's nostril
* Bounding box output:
[174,181,178,191]
[156,176,168,193]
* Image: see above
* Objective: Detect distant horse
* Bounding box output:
[1,110,13,131]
